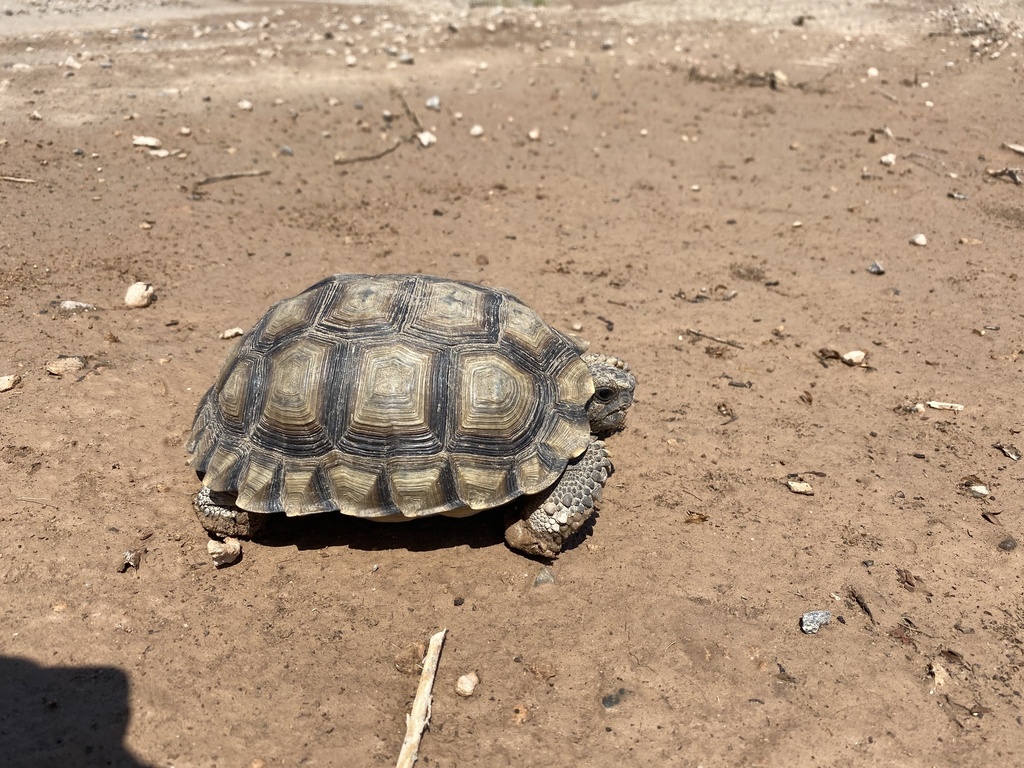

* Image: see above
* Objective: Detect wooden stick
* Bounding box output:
[396,628,447,768]
[1,176,37,183]
[685,328,744,349]
[194,169,269,187]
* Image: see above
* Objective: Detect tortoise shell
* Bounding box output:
[187,274,595,520]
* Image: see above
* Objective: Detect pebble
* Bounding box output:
[0,374,22,392]
[867,67,879,77]
[967,483,989,498]
[787,480,814,496]
[470,125,484,138]
[842,350,866,365]
[208,537,242,567]
[124,282,155,308]
[867,260,885,275]
[398,52,415,65]
[880,153,896,166]
[425,96,441,111]
[527,128,541,141]
[58,299,97,315]
[238,99,254,111]
[179,126,192,136]
[998,536,1017,552]
[534,566,555,586]
[455,671,480,697]
[910,234,928,246]
[46,355,86,376]
[800,610,832,634]
[132,135,161,148]
[345,54,358,67]
[416,131,437,147]
[220,327,245,339]
[926,401,964,412]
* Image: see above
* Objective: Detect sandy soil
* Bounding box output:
[3,1,1024,765]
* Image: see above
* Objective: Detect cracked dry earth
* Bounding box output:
[2,0,1024,766]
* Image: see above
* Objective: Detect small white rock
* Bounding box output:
[910,234,927,246]
[455,671,480,697]
[46,356,86,376]
[967,484,990,498]
[220,327,245,339]
[867,67,879,77]
[842,350,866,365]
[926,401,964,412]
[425,96,441,111]
[0,374,22,392]
[179,126,192,136]
[149,148,170,158]
[132,135,161,148]
[208,537,242,567]
[345,54,358,67]
[124,282,155,308]
[787,480,814,496]
[416,131,437,147]
[238,99,254,111]
[469,125,484,138]
[880,153,896,166]
[527,128,541,141]
[59,300,97,314]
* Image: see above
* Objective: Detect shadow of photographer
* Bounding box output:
[0,656,152,768]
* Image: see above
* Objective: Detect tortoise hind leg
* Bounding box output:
[193,488,263,538]
[504,438,612,558]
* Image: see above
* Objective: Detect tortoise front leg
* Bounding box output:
[504,438,613,558]
[193,487,263,538]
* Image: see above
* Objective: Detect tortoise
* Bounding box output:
[186,274,636,557]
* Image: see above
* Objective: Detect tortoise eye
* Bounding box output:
[594,387,616,403]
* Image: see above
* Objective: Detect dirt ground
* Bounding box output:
[2,0,1024,765]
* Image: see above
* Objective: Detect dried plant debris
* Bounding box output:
[117,548,144,573]
[775,663,798,684]
[987,167,1023,184]
[816,348,872,369]
[993,443,1021,461]
[50,300,99,317]
[959,475,991,498]
[394,641,426,675]
[926,401,964,412]
[671,285,738,302]
[896,568,933,596]
[847,587,876,624]
[982,509,1002,526]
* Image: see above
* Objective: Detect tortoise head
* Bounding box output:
[583,354,637,436]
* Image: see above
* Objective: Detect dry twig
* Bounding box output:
[336,89,425,167]
[194,169,269,188]
[396,628,447,768]
[1,176,37,183]
[685,328,744,349]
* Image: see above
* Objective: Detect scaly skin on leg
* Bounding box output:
[193,487,263,538]
[504,438,613,558]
